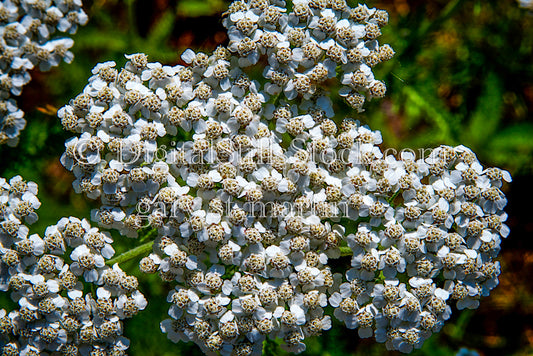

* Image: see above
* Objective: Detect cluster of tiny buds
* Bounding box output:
[0,0,88,146]
[1,175,146,355]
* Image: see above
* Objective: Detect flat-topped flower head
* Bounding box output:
[0,213,144,356]
[49,0,511,352]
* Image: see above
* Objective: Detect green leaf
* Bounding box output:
[487,122,533,173]
[147,11,176,44]
[176,0,226,17]
[490,122,533,151]
[75,28,128,52]
[465,72,503,145]
[403,86,458,144]
[445,309,474,341]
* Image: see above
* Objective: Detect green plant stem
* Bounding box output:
[125,0,138,40]
[263,337,280,356]
[106,240,154,266]
[339,246,352,257]
[140,228,158,243]
[388,190,401,207]
[271,91,282,107]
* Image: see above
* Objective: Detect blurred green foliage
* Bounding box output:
[367,0,533,176]
[1,0,532,355]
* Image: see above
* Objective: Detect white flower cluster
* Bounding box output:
[223,0,393,109]
[329,145,511,352]
[0,175,40,237]
[54,0,511,354]
[58,50,341,354]
[0,0,88,147]
[0,176,146,355]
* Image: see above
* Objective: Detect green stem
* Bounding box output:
[125,0,138,40]
[272,91,282,107]
[140,228,158,243]
[106,240,154,266]
[262,337,280,356]
[339,246,352,257]
[388,189,401,207]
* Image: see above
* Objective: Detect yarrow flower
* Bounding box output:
[0,0,88,147]
[0,174,146,355]
[14,0,511,354]
[223,0,393,111]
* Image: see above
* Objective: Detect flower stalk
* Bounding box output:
[106,240,155,266]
